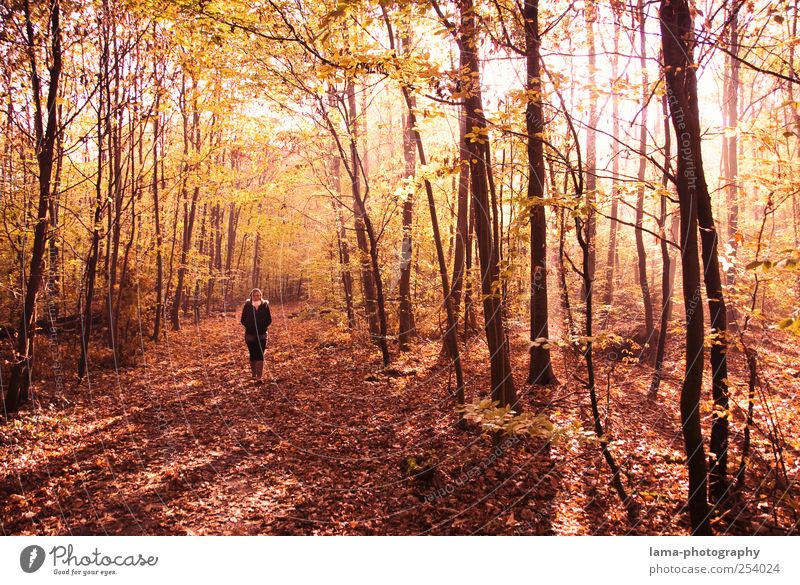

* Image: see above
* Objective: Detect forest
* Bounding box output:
[1,0,799,536]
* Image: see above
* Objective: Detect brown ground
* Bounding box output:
[2,302,798,535]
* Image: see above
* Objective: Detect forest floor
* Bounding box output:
[2,301,799,535]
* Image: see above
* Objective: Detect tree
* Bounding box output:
[441,0,517,410]
[171,69,202,332]
[151,26,165,340]
[635,0,654,351]
[523,0,557,386]
[382,4,465,418]
[660,0,712,534]
[603,4,622,308]
[649,90,677,398]
[344,79,391,366]
[722,0,740,328]
[5,0,62,413]
[397,29,417,350]
[581,0,598,302]
[328,111,356,330]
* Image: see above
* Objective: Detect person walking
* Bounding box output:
[240,288,272,384]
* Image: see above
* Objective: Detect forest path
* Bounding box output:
[2,303,560,535]
[4,302,795,535]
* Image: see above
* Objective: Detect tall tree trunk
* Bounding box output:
[635,0,654,352]
[462,186,477,338]
[151,35,164,341]
[604,7,622,308]
[549,158,575,336]
[346,81,390,366]
[165,167,181,305]
[524,0,557,386]
[106,17,124,353]
[346,83,380,341]
[328,119,356,330]
[660,0,712,534]
[582,0,598,301]
[206,203,220,315]
[689,24,733,508]
[723,2,740,329]
[223,200,237,309]
[697,168,731,503]
[458,0,515,409]
[203,203,214,314]
[78,12,108,381]
[450,109,469,314]
[6,0,62,412]
[114,78,138,350]
[196,202,208,323]
[650,91,675,398]
[171,74,200,331]
[401,86,465,415]
[47,104,63,322]
[252,231,260,289]
[577,184,633,520]
[397,48,417,349]
[382,7,465,417]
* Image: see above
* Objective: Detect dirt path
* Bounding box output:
[3,303,797,535]
[2,305,558,535]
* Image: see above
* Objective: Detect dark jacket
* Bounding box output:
[240,300,272,336]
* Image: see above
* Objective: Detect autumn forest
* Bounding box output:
[1,0,799,536]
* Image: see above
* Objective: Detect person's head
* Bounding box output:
[250,288,263,302]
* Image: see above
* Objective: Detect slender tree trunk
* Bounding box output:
[205,203,219,315]
[6,0,62,413]
[171,74,200,331]
[551,159,575,336]
[252,231,260,288]
[723,3,740,330]
[346,81,390,366]
[47,104,64,321]
[683,14,733,505]
[223,200,237,309]
[382,7,464,416]
[114,89,138,346]
[402,86,465,414]
[115,50,142,345]
[332,198,356,329]
[104,14,124,354]
[697,175,731,503]
[604,8,621,308]
[328,117,356,330]
[346,83,380,341]
[450,109,469,313]
[635,0,654,355]
[577,191,633,520]
[203,203,214,314]
[582,0,598,301]
[151,37,164,341]
[459,0,515,409]
[483,142,502,292]
[524,0,557,385]
[195,202,208,323]
[660,0,712,534]
[462,188,477,338]
[398,52,417,349]
[650,91,674,397]
[78,14,107,381]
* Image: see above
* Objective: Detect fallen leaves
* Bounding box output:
[1,306,799,536]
